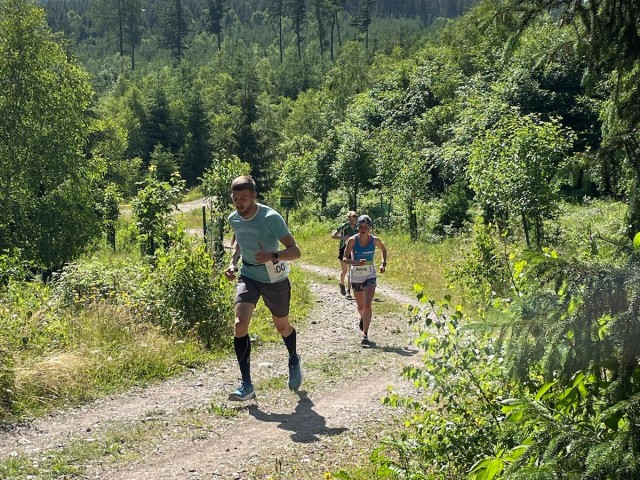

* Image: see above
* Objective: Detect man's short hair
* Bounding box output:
[347,210,357,218]
[231,175,256,193]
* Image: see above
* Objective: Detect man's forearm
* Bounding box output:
[275,245,301,261]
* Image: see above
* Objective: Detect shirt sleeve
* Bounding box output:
[269,210,292,240]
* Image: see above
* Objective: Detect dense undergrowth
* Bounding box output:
[327,198,640,480]
[0,223,309,421]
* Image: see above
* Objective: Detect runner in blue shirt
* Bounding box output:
[342,215,388,348]
[224,175,302,400]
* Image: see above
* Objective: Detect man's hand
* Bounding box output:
[255,241,273,264]
[224,265,238,281]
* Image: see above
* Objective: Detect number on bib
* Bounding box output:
[265,260,290,283]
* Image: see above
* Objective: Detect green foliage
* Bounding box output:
[0,251,28,286]
[433,182,471,236]
[469,113,575,249]
[98,183,122,251]
[153,232,233,347]
[0,0,103,270]
[333,124,375,209]
[132,168,185,257]
[53,230,234,348]
[379,295,509,478]
[449,220,515,304]
[200,153,251,260]
[149,144,179,182]
[0,342,14,419]
[275,134,318,202]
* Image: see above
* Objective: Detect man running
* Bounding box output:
[224,175,302,400]
[331,211,358,296]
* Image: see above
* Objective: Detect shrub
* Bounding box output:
[0,343,14,419]
[153,236,233,347]
[52,230,233,348]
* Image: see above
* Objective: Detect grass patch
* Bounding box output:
[9,303,214,419]
[256,374,288,391]
[209,402,240,418]
[175,207,205,230]
[0,420,162,479]
[180,187,205,203]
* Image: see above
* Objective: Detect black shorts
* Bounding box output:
[351,277,377,292]
[338,245,346,260]
[234,275,291,318]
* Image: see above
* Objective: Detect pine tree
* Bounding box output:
[158,0,189,63]
[287,0,306,60]
[204,0,225,51]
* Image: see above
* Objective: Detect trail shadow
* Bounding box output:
[370,343,420,357]
[247,391,347,443]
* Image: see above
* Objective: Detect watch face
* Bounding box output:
[273,252,279,259]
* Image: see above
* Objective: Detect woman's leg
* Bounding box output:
[361,283,376,336]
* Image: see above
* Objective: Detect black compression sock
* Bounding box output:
[282,328,298,363]
[234,334,251,384]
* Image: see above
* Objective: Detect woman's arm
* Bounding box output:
[342,237,358,265]
[375,237,387,272]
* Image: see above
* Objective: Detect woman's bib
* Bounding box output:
[350,261,376,283]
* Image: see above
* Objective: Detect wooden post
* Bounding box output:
[202,205,207,249]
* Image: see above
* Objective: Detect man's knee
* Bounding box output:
[273,316,292,335]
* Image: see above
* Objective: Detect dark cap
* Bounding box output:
[357,215,372,226]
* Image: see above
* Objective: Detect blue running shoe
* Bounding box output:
[228,382,255,401]
[288,355,302,391]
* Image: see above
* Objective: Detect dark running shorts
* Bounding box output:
[235,275,291,318]
[338,245,346,261]
[351,277,377,292]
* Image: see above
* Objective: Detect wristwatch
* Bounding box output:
[272,252,280,260]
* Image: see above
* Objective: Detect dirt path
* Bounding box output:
[0,266,423,479]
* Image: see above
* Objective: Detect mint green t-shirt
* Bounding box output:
[228,203,291,283]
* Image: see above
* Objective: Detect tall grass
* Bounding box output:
[0,234,315,420]
[6,302,212,419]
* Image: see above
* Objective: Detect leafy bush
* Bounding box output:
[0,343,14,418]
[0,252,28,286]
[449,220,516,304]
[432,182,471,236]
[379,294,509,478]
[53,230,233,348]
[153,234,233,347]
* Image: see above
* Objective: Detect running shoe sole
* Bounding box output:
[228,387,255,401]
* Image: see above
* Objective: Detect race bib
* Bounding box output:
[350,263,375,282]
[265,260,290,283]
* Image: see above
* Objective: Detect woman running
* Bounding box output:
[342,215,388,347]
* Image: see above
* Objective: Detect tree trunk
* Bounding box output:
[521,210,531,249]
[215,217,225,264]
[408,198,418,241]
[626,141,640,239]
[118,0,124,56]
[330,14,335,62]
[316,2,324,59]
[278,13,283,63]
